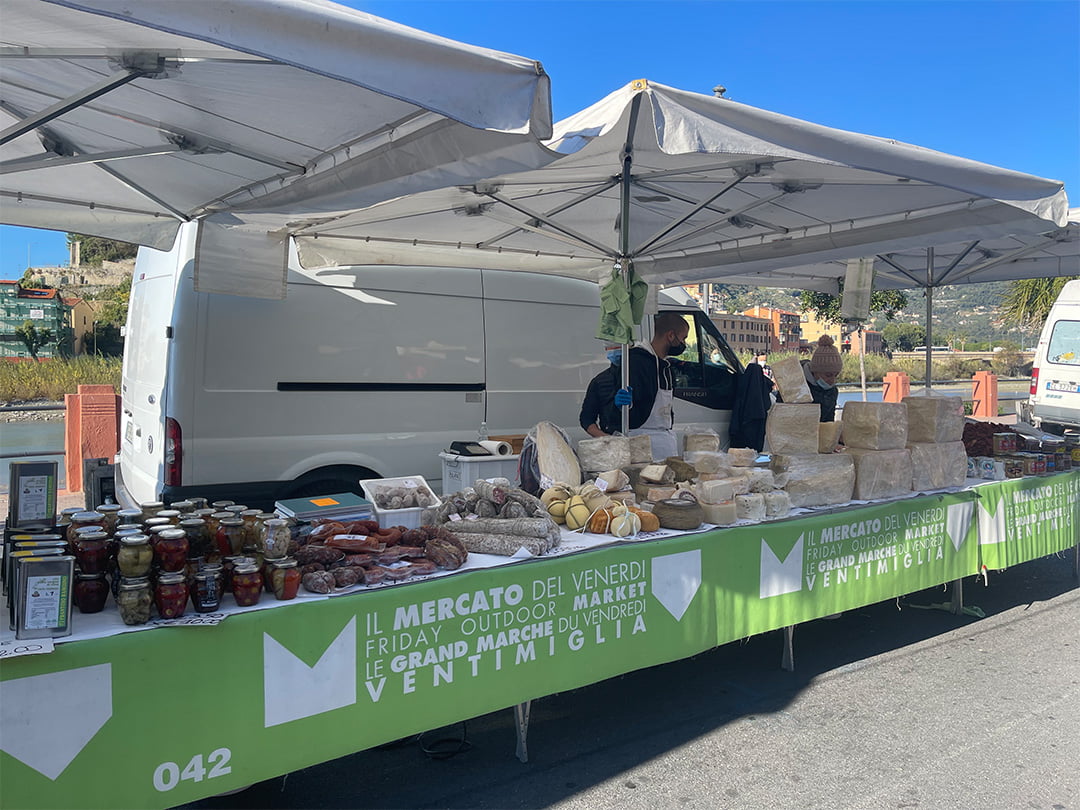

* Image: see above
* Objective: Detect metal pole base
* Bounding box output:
[949,578,963,615]
[781,625,795,671]
[514,701,532,763]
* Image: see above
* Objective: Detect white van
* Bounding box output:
[1020,279,1080,434]
[116,224,743,508]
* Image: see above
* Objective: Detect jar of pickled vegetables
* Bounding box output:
[260,518,291,558]
[217,518,246,556]
[73,531,110,574]
[154,528,189,573]
[58,506,84,527]
[270,558,300,601]
[117,534,153,577]
[117,577,153,625]
[155,509,182,525]
[67,511,105,544]
[143,516,173,534]
[262,556,286,592]
[192,568,222,613]
[179,518,213,558]
[210,500,235,511]
[231,563,263,607]
[116,508,144,527]
[95,504,122,535]
[74,573,110,613]
[155,572,189,618]
[169,500,196,515]
[138,501,165,522]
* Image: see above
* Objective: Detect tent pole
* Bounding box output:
[618,94,643,436]
[925,247,934,392]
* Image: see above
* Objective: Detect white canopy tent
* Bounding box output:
[0,0,554,296]
[285,80,1068,284]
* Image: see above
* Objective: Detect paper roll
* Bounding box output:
[479,440,512,456]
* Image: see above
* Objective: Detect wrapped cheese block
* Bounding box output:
[629,435,653,464]
[735,493,766,521]
[772,356,813,403]
[765,404,821,455]
[696,478,735,504]
[747,468,775,493]
[594,469,630,492]
[903,395,965,443]
[727,447,759,467]
[684,451,732,475]
[684,432,721,453]
[577,436,631,473]
[819,421,843,454]
[909,441,968,491]
[701,500,738,526]
[846,448,913,501]
[841,402,908,450]
[640,464,674,484]
[771,453,855,507]
[763,490,791,518]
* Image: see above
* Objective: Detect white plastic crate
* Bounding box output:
[439,452,520,495]
[360,476,440,529]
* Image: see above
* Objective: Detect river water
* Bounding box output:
[1,421,67,492]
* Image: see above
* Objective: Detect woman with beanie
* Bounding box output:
[801,335,843,421]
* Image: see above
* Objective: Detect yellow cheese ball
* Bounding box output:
[609,511,641,538]
[564,495,592,531]
[547,499,568,524]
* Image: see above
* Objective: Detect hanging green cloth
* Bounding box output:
[596,265,648,344]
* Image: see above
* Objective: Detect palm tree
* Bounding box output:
[1000,277,1078,328]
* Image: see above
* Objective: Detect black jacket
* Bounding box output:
[579,364,621,434]
[622,346,675,430]
[729,363,773,451]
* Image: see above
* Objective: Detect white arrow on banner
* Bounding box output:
[264,617,357,727]
[946,502,975,552]
[0,663,112,780]
[760,534,804,599]
[650,550,702,621]
[978,498,1008,546]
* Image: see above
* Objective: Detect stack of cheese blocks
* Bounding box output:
[767,403,856,507]
[839,402,914,501]
[902,396,967,490]
[683,434,791,524]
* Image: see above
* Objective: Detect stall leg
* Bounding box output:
[1074,541,1079,580]
[514,701,532,763]
[949,578,963,615]
[781,625,795,671]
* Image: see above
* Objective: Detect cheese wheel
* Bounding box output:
[564,496,591,531]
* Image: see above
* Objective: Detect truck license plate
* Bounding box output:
[1046,379,1078,393]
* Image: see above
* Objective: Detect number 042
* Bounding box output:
[153,748,231,792]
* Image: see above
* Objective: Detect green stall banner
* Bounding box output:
[0,484,1072,810]
[977,471,1080,570]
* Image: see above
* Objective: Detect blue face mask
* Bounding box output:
[606,350,622,365]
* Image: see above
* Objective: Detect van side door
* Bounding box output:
[665,310,743,411]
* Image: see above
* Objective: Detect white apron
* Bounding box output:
[629,366,677,461]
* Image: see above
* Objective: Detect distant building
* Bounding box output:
[798,312,842,353]
[63,296,104,355]
[710,312,772,354]
[1,281,71,359]
[742,306,801,352]
[843,329,885,356]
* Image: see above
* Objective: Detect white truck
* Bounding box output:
[116,224,743,508]
[1017,278,1080,435]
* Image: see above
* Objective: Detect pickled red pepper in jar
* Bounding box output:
[155,572,188,618]
[192,569,222,613]
[74,573,110,613]
[231,563,262,607]
[154,528,189,573]
[271,558,300,601]
[73,532,110,574]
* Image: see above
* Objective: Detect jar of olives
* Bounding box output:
[270,558,300,601]
[154,528,189,573]
[154,572,189,618]
[117,577,153,625]
[231,563,263,607]
[74,573,110,613]
[117,534,153,577]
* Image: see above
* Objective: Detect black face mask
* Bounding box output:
[667,339,687,357]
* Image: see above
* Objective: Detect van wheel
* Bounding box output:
[280,466,379,500]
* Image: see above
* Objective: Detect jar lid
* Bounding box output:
[144,517,172,526]
[60,507,84,516]
[241,509,261,517]
[157,572,186,584]
[117,508,143,518]
[211,511,235,520]
[77,572,107,580]
[72,511,105,522]
[169,500,195,509]
[119,576,150,588]
[120,534,150,546]
[139,501,165,510]
[96,504,122,513]
[76,531,109,541]
[211,501,235,509]
[264,518,287,527]
[233,563,259,574]
[194,508,217,517]
[201,563,224,572]
[219,518,244,527]
[179,518,206,527]
[271,558,298,568]
[257,512,278,520]
[225,505,248,514]
[157,528,188,540]
[156,509,181,518]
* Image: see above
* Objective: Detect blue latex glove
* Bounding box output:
[614,387,633,407]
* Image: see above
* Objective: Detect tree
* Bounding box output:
[881,323,925,352]
[66,234,138,264]
[14,320,54,360]
[999,277,1078,328]
[92,275,132,326]
[799,285,909,324]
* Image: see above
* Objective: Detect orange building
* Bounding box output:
[742,306,801,352]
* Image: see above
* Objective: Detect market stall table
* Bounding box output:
[1,473,1076,810]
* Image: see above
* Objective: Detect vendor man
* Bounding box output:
[613,312,689,459]
[579,342,622,437]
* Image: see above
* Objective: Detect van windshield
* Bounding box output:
[1047,319,1080,365]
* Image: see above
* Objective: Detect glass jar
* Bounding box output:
[154,528,189,573]
[179,518,213,558]
[138,501,165,522]
[117,534,153,577]
[260,518,291,558]
[144,516,173,534]
[240,509,262,546]
[169,500,196,515]
[194,507,216,520]
[155,509,182,525]
[217,518,246,556]
[187,496,209,511]
[270,558,300,601]
[192,569,223,613]
[262,556,286,592]
[74,531,110,574]
[95,504,123,536]
[74,573,110,613]
[117,577,152,625]
[58,506,84,527]
[155,572,189,618]
[231,563,263,607]
[67,511,105,544]
[210,500,235,511]
[116,508,144,528]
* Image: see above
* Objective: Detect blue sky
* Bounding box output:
[1,0,1076,279]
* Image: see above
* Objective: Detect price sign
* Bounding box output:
[0,638,54,659]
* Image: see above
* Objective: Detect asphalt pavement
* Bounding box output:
[179,551,1079,810]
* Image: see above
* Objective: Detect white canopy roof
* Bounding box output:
[0,0,553,255]
[289,80,1068,285]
